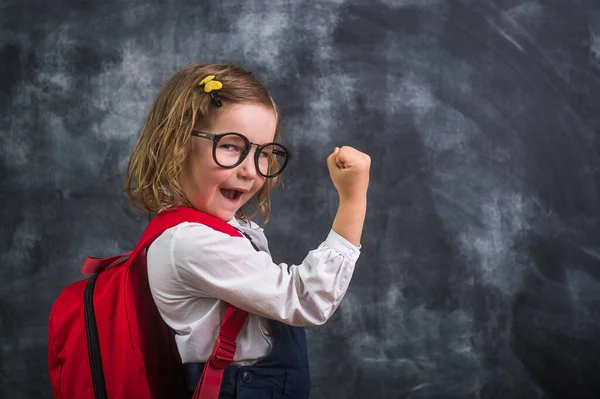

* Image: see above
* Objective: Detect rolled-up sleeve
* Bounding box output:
[170,222,361,327]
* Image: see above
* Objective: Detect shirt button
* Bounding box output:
[242,371,252,383]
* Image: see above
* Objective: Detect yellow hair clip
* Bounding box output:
[199,75,224,107]
[199,75,223,93]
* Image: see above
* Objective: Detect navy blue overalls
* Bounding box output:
[182,230,311,399]
[183,320,311,399]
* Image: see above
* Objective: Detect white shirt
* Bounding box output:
[147,217,361,365]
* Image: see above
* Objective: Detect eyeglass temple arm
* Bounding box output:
[191,131,216,140]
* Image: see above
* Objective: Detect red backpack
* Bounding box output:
[48,207,249,399]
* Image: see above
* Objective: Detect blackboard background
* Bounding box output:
[2,0,600,398]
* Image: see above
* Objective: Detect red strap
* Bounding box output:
[192,304,249,399]
[81,251,133,274]
[81,207,242,274]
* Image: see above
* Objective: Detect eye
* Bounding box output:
[220,144,240,152]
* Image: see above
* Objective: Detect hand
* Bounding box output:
[327,146,371,203]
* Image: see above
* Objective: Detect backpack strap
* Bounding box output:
[81,252,133,274]
[192,304,249,399]
[81,207,242,274]
[84,273,109,399]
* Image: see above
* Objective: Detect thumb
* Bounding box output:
[327,147,341,170]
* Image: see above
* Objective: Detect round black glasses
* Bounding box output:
[191,131,291,178]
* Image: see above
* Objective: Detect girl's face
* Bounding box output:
[182,103,277,221]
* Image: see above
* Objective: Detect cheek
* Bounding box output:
[197,168,229,191]
[251,178,267,195]
[190,154,226,186]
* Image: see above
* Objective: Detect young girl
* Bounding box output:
[124,63,370,398]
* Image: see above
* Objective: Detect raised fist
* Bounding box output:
[327,146,371,203]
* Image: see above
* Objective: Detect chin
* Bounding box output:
[213,211,233,222]
[222,208,240,221]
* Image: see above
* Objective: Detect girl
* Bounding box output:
[124,63,370,398]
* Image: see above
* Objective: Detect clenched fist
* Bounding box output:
[327,146,371,203]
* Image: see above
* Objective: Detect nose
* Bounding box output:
[236,145,259,179]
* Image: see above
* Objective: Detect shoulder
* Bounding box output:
[151,221,252,267]
[170,221,244,247]
[151,221,246,254]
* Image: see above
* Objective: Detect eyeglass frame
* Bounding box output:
[190,130,291,178]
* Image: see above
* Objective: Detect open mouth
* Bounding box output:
[220,189,243,201]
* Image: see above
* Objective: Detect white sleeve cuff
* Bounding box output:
[325,229,362,261]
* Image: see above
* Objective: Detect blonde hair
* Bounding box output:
[124,63,282,223]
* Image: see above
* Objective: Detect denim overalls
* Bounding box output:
[183,230,311,399]
[183,319,311,399]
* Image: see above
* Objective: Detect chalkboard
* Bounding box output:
[2,0,600,398]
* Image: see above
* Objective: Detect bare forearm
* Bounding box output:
[332,197,367,247]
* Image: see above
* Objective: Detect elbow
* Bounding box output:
[275,283,344,326]
[287,303,336,327]
[288,317,325,328]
